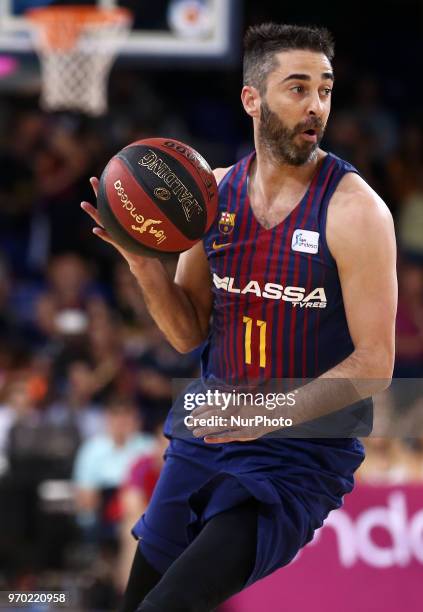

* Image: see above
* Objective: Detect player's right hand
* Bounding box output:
[81,177,157,272]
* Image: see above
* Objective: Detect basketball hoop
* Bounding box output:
[26,5,132,116]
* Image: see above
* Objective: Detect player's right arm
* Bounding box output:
[81,168,230,353]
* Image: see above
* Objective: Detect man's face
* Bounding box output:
[257,50,333,165]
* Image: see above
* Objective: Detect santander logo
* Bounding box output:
[302,491,423,568]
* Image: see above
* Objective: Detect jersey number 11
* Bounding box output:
[243,316,267,368]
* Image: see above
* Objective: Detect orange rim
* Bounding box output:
[26,5,132,51]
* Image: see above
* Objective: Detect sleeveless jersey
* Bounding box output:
[202,150,354,380]
[199,151,372,438]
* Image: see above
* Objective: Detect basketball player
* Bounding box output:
[82,23,397,612]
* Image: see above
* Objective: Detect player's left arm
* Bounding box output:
[323,172,397,384]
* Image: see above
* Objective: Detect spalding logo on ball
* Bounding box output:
[97,138,218,257]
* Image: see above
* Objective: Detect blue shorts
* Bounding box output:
[132,436,365,587]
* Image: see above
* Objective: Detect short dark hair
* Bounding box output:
[243,23,335,93]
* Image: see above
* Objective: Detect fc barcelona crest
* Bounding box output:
[218,212,236,235]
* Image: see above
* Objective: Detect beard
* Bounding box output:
[258,100,325,166]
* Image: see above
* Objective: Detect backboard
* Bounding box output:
[0,0,240,63]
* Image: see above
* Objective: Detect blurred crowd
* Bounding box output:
[0,58,422,607]
[0,99,202,603]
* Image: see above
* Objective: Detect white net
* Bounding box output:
[28,8,132,116]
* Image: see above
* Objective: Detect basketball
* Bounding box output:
[97,138,218,256]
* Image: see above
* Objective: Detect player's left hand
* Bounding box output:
[187,402,279,444]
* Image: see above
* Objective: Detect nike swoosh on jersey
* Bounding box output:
[212,241,232,250]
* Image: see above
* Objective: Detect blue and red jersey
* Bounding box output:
[202,151,356,382]
[165,151,372,441]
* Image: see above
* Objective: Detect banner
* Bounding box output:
[226,484,423,612]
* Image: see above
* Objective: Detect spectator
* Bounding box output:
[0,370,80,577]
[72,399,155,542]
[45,358,106,440]
[6,371,80,483]
[43,253,99,312]
[112,261,158,356]
[117,419,168,592]
[392,124,423,259]
[27,253,102,352]
[394,259,423,378]
[85,302,127,401]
